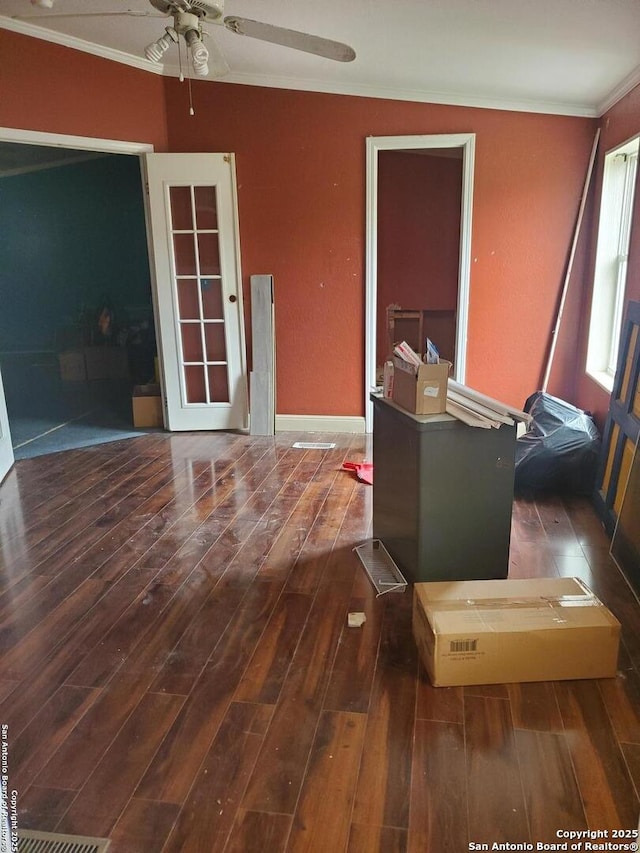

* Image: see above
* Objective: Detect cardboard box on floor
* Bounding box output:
[413,577,620,687]
[392,357,450,415]
[132,383,163,428]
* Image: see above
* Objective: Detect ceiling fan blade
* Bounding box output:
[12,11,163,21]
[223,17,355,63]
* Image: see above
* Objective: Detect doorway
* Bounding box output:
[0,128,155,459]
[0,128,250,463]
[365,133,475,431]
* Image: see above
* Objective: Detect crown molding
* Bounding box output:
[0,15,164,76]
[209,71,598,117]
[0,15,602,118]
[596,65,640,117]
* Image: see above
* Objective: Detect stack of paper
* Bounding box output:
[393,341,423,367]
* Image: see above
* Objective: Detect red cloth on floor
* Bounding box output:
[343,461,373,485]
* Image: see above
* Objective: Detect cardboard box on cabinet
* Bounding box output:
[392,357,450,415]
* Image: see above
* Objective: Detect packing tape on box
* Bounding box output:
[423,594,601,612]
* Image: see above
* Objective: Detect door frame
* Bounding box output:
[0,127,155,466]
[0,127,154,157]
[365,133,475,432]
[0,366,13,484]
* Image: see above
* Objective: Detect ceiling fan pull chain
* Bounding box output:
[177,35,184,82]
[187,67,195,115]
[176,36,195,114]
[175,36,194,115]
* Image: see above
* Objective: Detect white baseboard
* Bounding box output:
[275,414,366,434]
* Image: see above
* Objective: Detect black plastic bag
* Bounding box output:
[514,392,601,493]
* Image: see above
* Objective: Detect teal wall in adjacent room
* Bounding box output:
[0,154,151,351]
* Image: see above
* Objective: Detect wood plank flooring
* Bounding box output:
[1,431,639,851]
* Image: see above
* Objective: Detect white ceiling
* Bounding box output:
[1,0,640,117]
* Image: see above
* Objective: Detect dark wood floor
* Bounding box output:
[1,431,639,852]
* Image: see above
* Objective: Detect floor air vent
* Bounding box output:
[17,830,110,852]
[292,442,336,449]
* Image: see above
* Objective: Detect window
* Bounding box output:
[586,136,638,391]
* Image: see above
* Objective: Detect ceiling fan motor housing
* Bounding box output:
[149,0,224,21]
[173,11,203,36]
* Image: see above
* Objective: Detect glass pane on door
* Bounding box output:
[180,323,204,362]
[208,365,230,403]
[170,187,193,230]
[204,324,227,362]
[173,234,197,276]
[201,279,224,319]
[168,184,229,406]
[198,234,221,275]
[177,281,200,320]
[194,186,218,229]
[185,366,207,403]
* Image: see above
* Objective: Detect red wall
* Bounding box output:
[165,79,596,415]
[0,30,168,150]
[376,151,462,364]
[0,29,600,418]
[573,83,640,429]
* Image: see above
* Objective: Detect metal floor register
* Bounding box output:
[17,830,110,853]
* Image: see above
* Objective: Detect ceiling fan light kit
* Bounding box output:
[183,26,209,76]
[144,25,178,63]
[21,0,356,79]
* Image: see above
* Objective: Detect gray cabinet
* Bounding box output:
[371,394,516,583]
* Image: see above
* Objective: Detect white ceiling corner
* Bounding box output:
[0,0,639,117]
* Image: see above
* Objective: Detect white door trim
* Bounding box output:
[229,152,249,411]
[0,126,154,156]
[365,132,475,432]
[0,367,14,484]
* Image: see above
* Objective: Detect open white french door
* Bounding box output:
[0,367,14,484]
[144,153,248,431]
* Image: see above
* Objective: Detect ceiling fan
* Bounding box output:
[22,0,357,79]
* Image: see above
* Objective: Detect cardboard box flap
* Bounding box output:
[392,356,452,377]
[419,578,619,635]
[414,577,591,605]
[429,596,619,636]
[393,356,419,376]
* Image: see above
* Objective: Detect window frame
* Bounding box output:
[586,135,639,393]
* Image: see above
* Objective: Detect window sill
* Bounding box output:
[586,368,614,394]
